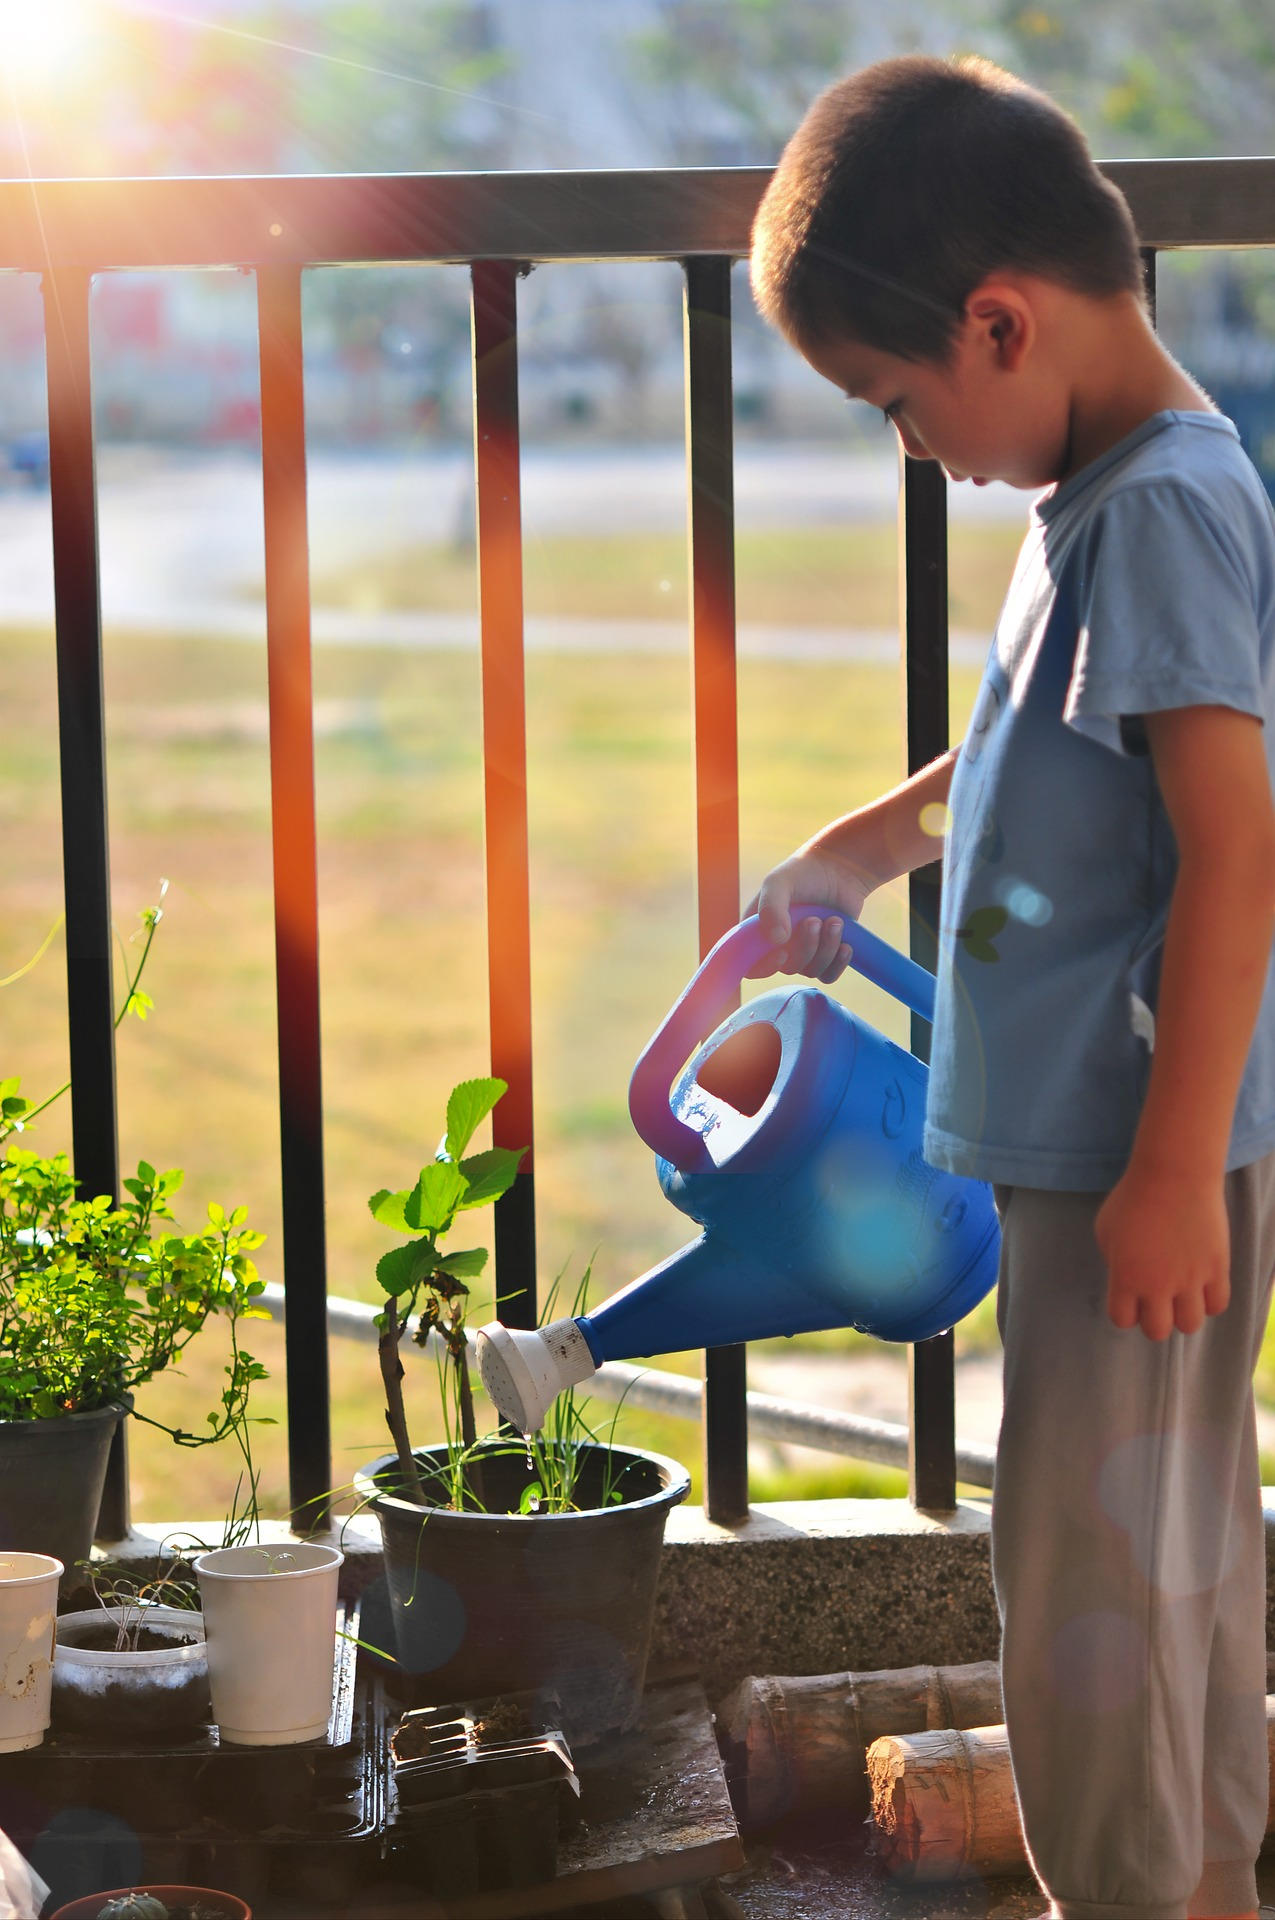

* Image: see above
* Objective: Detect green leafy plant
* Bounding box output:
[0,887,272,1506]
[369,1089,646,1516]
[370,1076,525,1508]
[0,1136,267,1428]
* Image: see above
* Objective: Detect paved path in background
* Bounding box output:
[0,441,1027,652]
[749,1345,1275,1478]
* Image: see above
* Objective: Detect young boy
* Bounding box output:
[747,55,1275,1920]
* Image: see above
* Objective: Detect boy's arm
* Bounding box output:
[748,746,959,980]
[1097,704,1275,1341]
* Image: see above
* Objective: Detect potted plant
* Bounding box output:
[0,1092,269,1590]
[51,1560,211,1742]
[0,893,272,1592]
[48,1887,250,1920]
[354,1077,690,1746]
[191,1536,343,1747]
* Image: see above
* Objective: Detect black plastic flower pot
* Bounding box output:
[0,1403,125,1592]
[353,1442,690,1745]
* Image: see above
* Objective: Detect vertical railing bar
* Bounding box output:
[471,260,537,1331]
[256,264,332,1530]
[43,265,131,1541]
[900,450,957,1514]
[684,255,748,1525]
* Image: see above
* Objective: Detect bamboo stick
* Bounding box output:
[715,1662,1002,1828]
[867,1697,1275,1882]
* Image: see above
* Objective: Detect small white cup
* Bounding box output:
[194,1542,343,1746]
[0,1553,63,1751]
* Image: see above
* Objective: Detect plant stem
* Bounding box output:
[379,1297,426,1505]
[17,893,165,1134]
[456,1344,486,1510]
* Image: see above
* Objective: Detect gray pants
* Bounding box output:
[992,1155,1275,1920]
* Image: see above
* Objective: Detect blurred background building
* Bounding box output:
[0,0,1272,485]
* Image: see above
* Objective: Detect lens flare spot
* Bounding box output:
[1096,1428,1236,1596]
[1048,1609,1146,1710]
[993,876,1053,927]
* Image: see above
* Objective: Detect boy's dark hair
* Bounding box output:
[751,55,1144,363]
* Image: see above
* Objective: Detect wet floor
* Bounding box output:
[562,1827,1275,1920]
[712,1830,1043,1920]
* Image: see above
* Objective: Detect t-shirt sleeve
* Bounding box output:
[1064,480,1265,756]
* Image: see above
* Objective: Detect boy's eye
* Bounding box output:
[882,400,902,424]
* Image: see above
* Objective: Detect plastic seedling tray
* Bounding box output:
[385,1691,580,1896]
[1,1603,379,1913]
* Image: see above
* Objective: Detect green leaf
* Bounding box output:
[436,1247,489,1280]
[457,1146,525,1210]
[955,906,1008,965]
[368,1186,413,1231]
[375,1243,433,1297]
[404,1162,467,1234]
[519,1482,544,1515]
[444,1077,507,1160]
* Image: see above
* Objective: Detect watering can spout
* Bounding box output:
[475,1234,764,1434]
[475,1316,599,1436]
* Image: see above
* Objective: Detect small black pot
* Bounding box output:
[354,1442,690,1744]
[0,1403,125,1590]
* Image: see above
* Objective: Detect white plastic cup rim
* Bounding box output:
[55,1606,206,1669]
[193,1543,343,1583]
[0,1555,63,1588]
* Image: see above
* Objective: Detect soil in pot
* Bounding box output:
[52,1606,211,1742]
[356,1441,690,1744]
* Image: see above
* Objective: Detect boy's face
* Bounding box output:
[801,315,1069,491]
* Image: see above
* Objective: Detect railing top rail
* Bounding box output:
[0,157,1272,273]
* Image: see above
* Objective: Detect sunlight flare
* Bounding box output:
[1,0,94,85]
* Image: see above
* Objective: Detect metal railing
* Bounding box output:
[5,156,1274,1531]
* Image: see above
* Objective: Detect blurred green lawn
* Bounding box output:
[5,516,1273,1519]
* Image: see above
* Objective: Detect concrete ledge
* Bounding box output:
[653,1497,999,1700]
[98,1492,1275,1708]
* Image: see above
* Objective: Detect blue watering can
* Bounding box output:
[477,906,1000,1435]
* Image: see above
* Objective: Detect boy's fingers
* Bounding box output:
[1202,1273,1231,1317]
[1138,1299,1175,1341]
[754,891,792,949]
[1173,1291,1205,1337]
[1107,1287,1137,1331]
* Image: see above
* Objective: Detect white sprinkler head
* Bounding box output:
[475,1316,598,1435]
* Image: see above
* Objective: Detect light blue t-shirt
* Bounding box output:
[923,411,1275,1190]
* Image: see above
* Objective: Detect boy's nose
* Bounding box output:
[894,421,931,462]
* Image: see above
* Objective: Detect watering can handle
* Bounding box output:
[628,905,936,1174]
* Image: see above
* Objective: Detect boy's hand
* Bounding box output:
[746,851,872,982]
[1095,1164,1231,1340]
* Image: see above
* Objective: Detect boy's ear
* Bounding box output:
[964,281,1035,370]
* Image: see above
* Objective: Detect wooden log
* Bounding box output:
[714,1661,1002,1828]
[867,1697,1275,1883]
